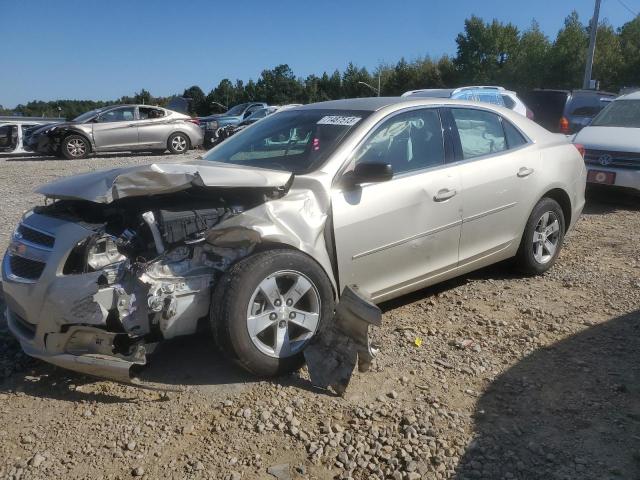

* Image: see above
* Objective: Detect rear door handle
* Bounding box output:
[517,167,535,177]
[434,188,457,202]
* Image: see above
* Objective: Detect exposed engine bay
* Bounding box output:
[32,187,278,369]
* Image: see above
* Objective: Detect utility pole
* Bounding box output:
[583,0,601,90]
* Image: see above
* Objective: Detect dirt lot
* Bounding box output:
[0,153,639,480]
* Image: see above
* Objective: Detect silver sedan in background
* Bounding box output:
[3,97,585,381]
[25,104,203,159]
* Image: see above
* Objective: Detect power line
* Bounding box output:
[615,0,639,17]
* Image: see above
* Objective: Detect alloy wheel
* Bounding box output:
[532,211,560,264]
[66,138,86,157]
[246,270,321,358]
[171,135,187,152]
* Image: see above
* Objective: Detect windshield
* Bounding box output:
[73,107,108,123]
[203,109,370,174]
[225,103,249,116]
[591,99,640,128]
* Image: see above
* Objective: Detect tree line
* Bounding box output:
[3,11,639,119]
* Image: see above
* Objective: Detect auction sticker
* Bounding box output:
[317,116,362,126]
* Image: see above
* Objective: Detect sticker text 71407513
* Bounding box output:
[317,116,362,126]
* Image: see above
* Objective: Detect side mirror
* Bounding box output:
[92,116,101,123]
[349,162,394,185]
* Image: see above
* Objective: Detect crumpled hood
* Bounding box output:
[574,126,640,152]
[31,121,77,135]
[36,161,294,203]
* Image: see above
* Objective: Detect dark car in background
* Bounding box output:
[199,102,267,148]
[521,89,616,134]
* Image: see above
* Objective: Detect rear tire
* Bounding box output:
[515,197,565,275]
[167,132,190,154]
[61,135,90,160]
[211,249,334,377]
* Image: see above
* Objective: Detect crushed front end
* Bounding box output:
[2,192,261,382]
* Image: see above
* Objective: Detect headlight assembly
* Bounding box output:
[86,235,127,271]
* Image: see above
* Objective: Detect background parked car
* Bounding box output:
[209,104,303,148]
[520,89,616,134]
[25,105,203,159]
[401,86,532,118]
[0,117,65,156]
[199,102,267,148]
[573,90,640,193]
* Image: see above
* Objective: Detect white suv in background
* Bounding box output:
[573,90,640,193]
[403,86,534,119]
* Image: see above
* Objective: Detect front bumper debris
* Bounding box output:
[304,285,382,395]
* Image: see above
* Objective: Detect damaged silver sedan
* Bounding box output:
[2,97,586,382]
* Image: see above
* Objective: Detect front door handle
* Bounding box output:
[517,167,535,177]
[127,123,137,127]
[434,188,457,202]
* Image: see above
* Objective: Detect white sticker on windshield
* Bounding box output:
[317,115,362,126]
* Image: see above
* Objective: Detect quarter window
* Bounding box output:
[502,119,527,149]
[501,95,516,109]
[354,109,445,175]
[451,108,507,159]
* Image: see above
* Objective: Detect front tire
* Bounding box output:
[515,197,565,275]
[61,135,90,159]
[167,132,190,154]
[211,249,334,377]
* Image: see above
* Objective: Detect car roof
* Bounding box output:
[294,96,531,112]
[618,90,640,100]
[402,89,455,98]
[297,97,421,111]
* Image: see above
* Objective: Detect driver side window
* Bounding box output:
[99,107,136,123]
[353,108,445,175]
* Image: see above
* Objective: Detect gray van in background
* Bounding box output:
[520,89,616,134]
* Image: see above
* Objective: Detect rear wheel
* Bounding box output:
[167,132,190,154]
[61,135,90,159]
[515,197,565,275]
[211,249,334,377]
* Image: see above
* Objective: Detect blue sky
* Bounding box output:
[1,0,637,107]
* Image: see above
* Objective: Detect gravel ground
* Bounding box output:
[0,153,639,480]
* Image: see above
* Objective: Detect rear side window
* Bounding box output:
[139,107,165,119]
[571,106,602,117]
[451,108,506,159]
[567,94,614,117]
[502,120,527,149]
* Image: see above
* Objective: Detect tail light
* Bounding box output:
[559,116,571,134]
[526,108,535,121]
[186,118,200,126]
[573,143,585,159]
